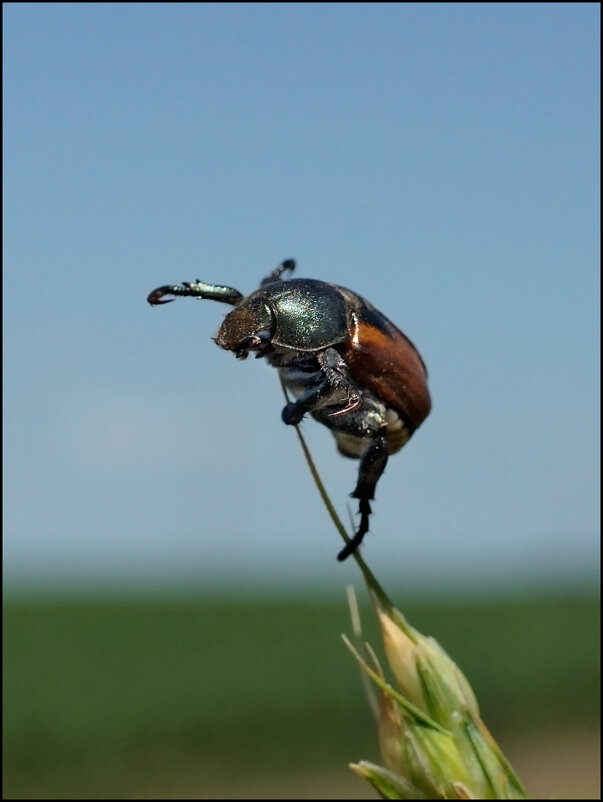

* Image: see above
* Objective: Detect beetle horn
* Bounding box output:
[147,281,244,306]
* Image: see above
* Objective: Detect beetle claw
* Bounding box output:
[329,393,362,417]
[147,288,176,305]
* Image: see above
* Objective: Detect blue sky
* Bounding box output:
[3,3,600,594]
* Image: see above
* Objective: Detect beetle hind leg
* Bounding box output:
[337,427,389,561]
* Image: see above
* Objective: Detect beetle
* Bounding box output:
[147,259,431,561]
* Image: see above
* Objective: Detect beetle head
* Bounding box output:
[215,297,275,359]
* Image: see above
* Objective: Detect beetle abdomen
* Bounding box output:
[340,291,431,430]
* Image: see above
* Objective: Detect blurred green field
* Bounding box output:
[3,590,600,799]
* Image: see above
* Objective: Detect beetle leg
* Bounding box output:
[337,427,389,561]
[260,259,296,286]
[281,348,361,425]
[317,348,362,416]
[281,379,333,424]
[147,282,243,306]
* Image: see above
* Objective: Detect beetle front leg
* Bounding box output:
[147,281,243,306]
[337,428,389,561]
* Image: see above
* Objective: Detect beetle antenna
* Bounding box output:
[147,281,244,306]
